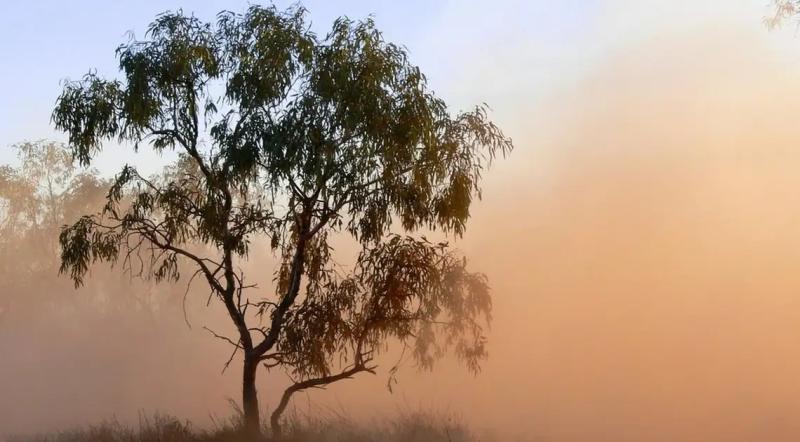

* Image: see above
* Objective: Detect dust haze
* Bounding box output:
[5,2,800,441]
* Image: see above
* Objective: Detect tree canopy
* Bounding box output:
[767,1,800,27]
[53,4,512,437]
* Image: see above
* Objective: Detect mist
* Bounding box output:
[6,1,800,441]
[449,15,800,442]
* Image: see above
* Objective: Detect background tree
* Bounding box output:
[53,4,512,438]
[0,140,172,323]
[766,1,800,27]
[0,141,108,320]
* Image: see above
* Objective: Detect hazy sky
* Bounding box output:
[0,0,595,172]
[0,1,791,172]
[8,1,800,441]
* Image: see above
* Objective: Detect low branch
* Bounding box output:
[270,362,376,437]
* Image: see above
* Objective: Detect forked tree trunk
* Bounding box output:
[242,354,261,439]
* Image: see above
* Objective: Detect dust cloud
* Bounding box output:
[6,3,800,442]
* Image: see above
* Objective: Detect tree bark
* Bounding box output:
[242,354,261,439]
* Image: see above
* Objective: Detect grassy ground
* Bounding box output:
[8,411,478,442]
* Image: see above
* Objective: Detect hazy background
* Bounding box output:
[5,1,800,441]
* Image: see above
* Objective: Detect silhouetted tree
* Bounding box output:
[53,5,512,438]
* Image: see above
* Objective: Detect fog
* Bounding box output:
[6,2,800,441]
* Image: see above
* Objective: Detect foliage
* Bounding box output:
[52,3,512,434]
[0,141,103,236]
[0,141,109,320]
[766,1,800,28]
[276,235,491,381]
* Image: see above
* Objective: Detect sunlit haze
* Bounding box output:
[4,1,800,441]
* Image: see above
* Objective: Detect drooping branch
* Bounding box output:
[270,360,376,437]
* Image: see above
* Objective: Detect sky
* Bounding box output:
[0,0,596,173]
[0,1,790,173]
[8,1,800,441]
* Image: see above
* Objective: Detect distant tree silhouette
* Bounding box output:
[53,5,512,438]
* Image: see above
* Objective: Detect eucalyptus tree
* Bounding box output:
[53,4,512,438]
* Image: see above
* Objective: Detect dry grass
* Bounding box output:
[7,410,478,442]
[281,411,476,442]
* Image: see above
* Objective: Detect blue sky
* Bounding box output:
[1,1,785,177]
[0,0,598,174]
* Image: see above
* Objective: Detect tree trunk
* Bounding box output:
[242,354,261,439]
[270,389,292,439]
[270,408,284,440]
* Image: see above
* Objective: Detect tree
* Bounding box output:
[0,140,172,325]
[766,1,800,28]
[53,4,512,438]
[1,141,78,245]
[0,141,108,319]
